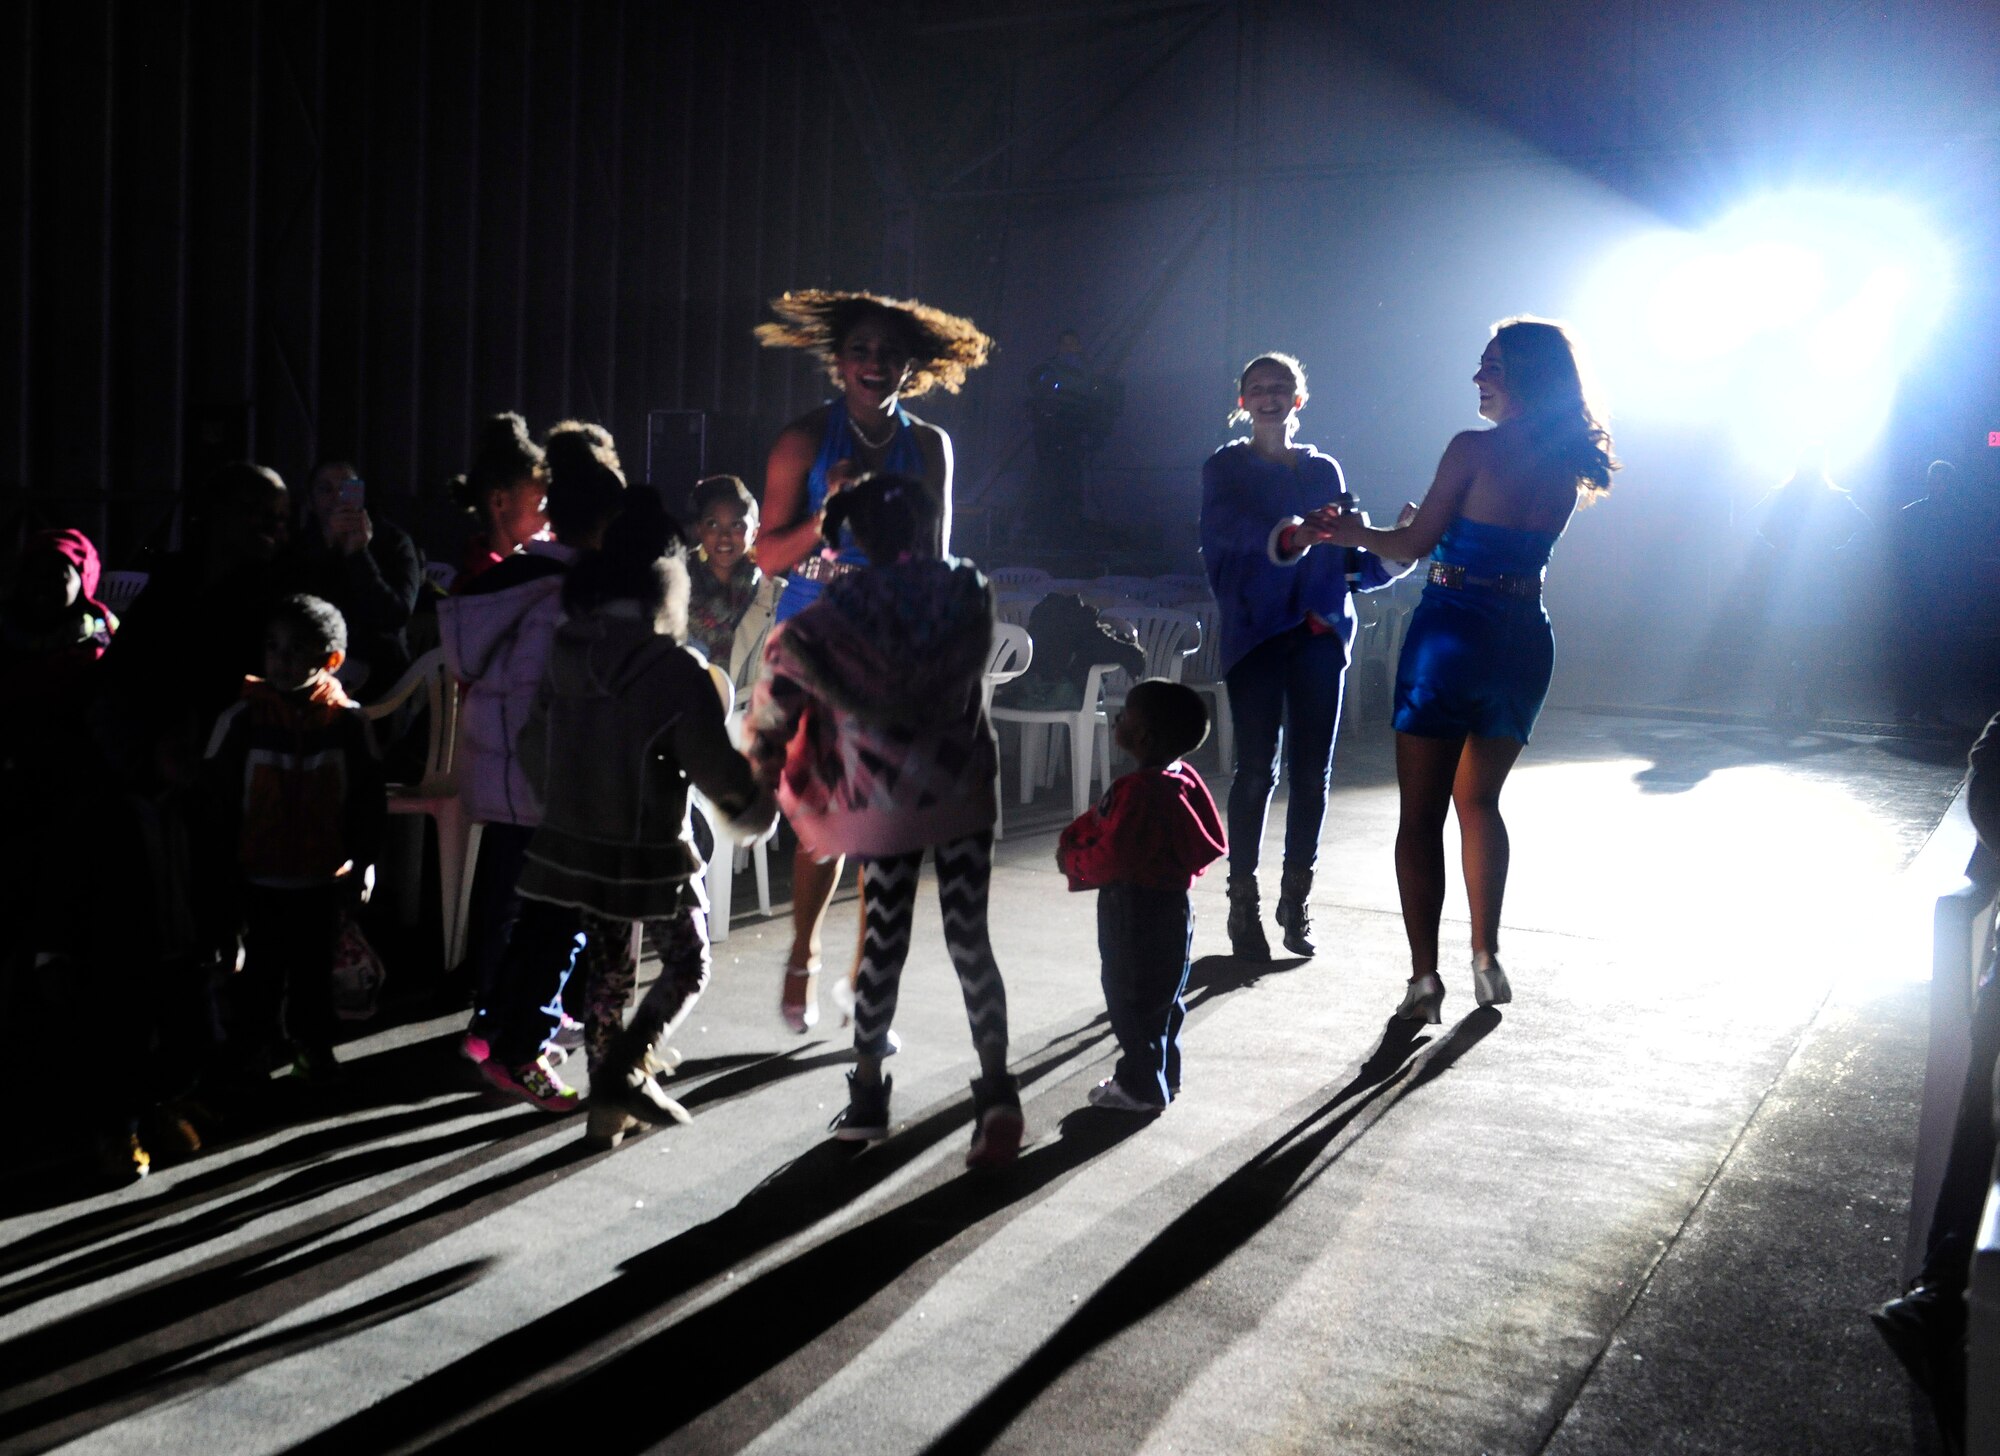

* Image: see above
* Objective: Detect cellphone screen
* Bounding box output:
[338,478,365,510]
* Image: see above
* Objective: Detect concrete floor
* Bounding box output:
[0,709,1972,1455]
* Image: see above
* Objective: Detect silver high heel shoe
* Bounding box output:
[1396,972,1445,1023]
[1472,952,1512,1007]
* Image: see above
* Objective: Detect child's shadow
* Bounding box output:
[1184,952,1311,1011]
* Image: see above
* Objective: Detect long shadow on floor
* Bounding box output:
[277,1024,1118,1455]
[3,1260,492,1453]
[0,1044,861,1447]
[0,1094,492,1261]
[923,1008,1499,1455]
[434,1108,1147,1455]
[0,1107,538,1321]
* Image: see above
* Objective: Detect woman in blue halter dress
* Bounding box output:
[1323,318,1617,1022]
[755,291,993,1032]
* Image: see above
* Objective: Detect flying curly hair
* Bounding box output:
[754,289,994,399]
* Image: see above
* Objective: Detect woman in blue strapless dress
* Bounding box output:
[1324,318,1617,1022]
[754,291,993,1032]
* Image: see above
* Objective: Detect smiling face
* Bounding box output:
[1474,341,1519,423]
[834,314,914,414]
[1238,361,1302,431]
[696,498,753,575]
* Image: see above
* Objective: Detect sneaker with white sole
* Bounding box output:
[830,1071,891,1141]
[479,1051,582,1113]
[1087,1077,1164,1114]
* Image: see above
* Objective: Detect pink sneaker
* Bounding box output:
[479,1052,581,1113]
[459,1030,491,1064]
[549,1012,586,1052]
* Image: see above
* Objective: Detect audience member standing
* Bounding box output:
[438,422,628,1080]
[290,460,424,699]
[1893,460,1976,724]
[97,462,298,787]
[452,413,550,591]
[200,594,384,1084]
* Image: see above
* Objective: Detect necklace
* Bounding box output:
[847,408,896,451]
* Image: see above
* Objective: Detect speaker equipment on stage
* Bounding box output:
[647,409,707,515]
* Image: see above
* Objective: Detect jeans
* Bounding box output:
[1097,883,1194,1104]
[1224,622,1348,879]
[487,897,587,1067]
[239,883,343,1060]
[463,822,535,1019]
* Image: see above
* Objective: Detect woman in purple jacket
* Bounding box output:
[1199,353,1405,961]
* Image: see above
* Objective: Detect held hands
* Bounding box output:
[1301,498,1368,548]
[824,458,861,499]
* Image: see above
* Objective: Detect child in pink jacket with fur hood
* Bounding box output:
[745,473,1021,1170]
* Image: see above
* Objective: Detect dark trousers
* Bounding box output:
[463,822,535,1018]
[1098,882,1194,1105]
[1922,962,2000,1293]
[239,883,342,1060]
[487,897,587,1068]
[1224,623,1348,880]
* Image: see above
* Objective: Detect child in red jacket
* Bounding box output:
[1057,679,1226,1111]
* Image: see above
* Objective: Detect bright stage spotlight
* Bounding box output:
[1574,189,1952,478]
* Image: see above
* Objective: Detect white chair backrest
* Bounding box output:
[985,622,1033,685]
[1130,578,1210,607]
[362,647,459,794]
[423,560,459,593]
[986,566,1050,588]
[1184,614,1225,685]
[99,570,150,611]
[1098,606,1202,686]
[706,660,734,716]
[1090,575,1155,597]
[1079,590,1139,614]
[994,592,1039,629]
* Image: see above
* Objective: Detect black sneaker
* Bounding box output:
[966,1073,1024,1169]
[831,1071,892,1141]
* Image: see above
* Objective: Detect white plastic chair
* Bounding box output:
[1098,607,1202,774]
[994,591,1041,629]
[362,648,480,970]
[423,560,459,594]
[1182,619,1233,768]
[992,661,1120,820]
[98,570,149,613]
[688,662,773,941]
[983,623,1033,839]
[1351,592,1415,719]
[986,566,1050,589]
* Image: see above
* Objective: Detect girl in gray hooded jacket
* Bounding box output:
[516,493,774,1148]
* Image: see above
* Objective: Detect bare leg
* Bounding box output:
[782,848,845,1028]
[1452,735,1525,958]
[788,848,843,969]
[1393,732,1464,980]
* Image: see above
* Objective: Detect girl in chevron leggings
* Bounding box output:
[745,472,1023,1169]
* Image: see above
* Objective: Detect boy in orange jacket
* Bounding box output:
[1057,679,1226,1111]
